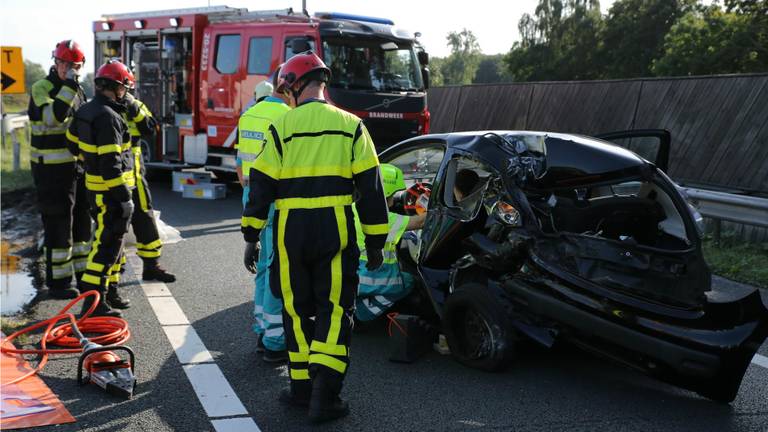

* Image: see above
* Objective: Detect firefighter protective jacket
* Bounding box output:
[242,100,389,250]
[28,68,85,165]
[66,93,135,202]
[238,97,291,181]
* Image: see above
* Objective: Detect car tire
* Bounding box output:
[442,282,515,371]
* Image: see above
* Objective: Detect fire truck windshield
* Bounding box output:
[322,38,424,93]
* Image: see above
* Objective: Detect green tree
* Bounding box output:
[429,56,445,86]
[599,0,694,78]
[505,0,603,81]
[473,54,511,83]
[24,59,47,86]
[440,29,482,85]
[652,4,768,75]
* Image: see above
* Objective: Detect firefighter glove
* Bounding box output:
[120,200,135,219]
[123,92,140,118]
[244,242,260,274]
[365,248,384,271]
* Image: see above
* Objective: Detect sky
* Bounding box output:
[1,0,616,74]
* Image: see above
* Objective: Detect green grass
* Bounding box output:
[0,317,32,344]
[703,236,768,288]
[1,126,32,192]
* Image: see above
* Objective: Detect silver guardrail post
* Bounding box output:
[2,113,30,171]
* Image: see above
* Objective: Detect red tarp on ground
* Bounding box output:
[0,334,75,430]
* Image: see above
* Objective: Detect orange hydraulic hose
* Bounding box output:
[0,291,131,386]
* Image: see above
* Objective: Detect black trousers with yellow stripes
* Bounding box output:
[270,205,359,396]
[79,192,131,293]
[31,162,92,290]
[131,150,162,262]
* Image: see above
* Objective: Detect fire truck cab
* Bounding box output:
[93,6,430,179]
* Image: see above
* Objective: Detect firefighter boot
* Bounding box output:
[48,283,80,299]
[106,284,131,309]
[278,381,312,408]
[142,259,176,283]
[308,373,349,423]
[79,289,122,318]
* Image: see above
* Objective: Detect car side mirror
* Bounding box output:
[421,67,430,90]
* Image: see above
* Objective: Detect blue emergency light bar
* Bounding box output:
[315,12,395,26]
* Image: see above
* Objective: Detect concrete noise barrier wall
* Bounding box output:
[427,74,768,194]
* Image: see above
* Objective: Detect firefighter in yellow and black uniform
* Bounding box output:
[28,40,91,299]
[241,52,388,423]
[66,60,137,317]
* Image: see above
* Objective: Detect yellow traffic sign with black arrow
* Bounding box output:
[1,46,25,94]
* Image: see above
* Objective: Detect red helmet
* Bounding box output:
[95,60,135,89]
[52,40,85,65]
[277,52,331,92]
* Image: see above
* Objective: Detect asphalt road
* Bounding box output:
[21,178,768,432]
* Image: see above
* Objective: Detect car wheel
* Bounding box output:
[442,282,515,371]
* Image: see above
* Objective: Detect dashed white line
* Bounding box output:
[752,354,768,369]
[126,254,261,432]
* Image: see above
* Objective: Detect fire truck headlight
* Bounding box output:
[169,17,180,27]
[101,22,112,31]
[134,20,145,29]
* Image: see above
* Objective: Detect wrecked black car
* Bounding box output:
[380,130,768,403]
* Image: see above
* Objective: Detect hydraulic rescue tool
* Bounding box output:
[1,291,134,398]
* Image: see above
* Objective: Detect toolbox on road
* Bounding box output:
[181,182,226,200]
[172,171,212,193]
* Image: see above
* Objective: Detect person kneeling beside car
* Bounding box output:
[354,164,426,321]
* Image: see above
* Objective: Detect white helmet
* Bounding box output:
[254,80,273,101]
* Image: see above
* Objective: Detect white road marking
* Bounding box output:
[182,364,249,417]
[127,253,260,431]
[752,354,768,369]
[211,417,262,432]
[147,297,190,325]
[163,325,215,364]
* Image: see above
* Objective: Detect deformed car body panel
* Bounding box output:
[379,130,768,403]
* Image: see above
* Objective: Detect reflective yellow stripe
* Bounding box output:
[137,239,162,250]
[326,206,347,347]
[289,351,309,363]
[280,165,352,179]
[104,176,127,188]
[309,353,347,374]
[79,142,98,153]
[81,273,102,285]
[65,129,79,144]
[241,216,266,230]
[98,144,122,155]
[274,195,352,210]
[137,249,161,258]
[278,209,311,359]
[56,85,77,105]
[86,262,105,272]
[351,157,378,175]
[30,148,76,164]
[85,194,107,287]
[289,368,310,380]
[360,223,389,236]
[135,152,149,211]
[310,340,347,357]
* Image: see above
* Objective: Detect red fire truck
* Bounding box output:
[92,6,431,179]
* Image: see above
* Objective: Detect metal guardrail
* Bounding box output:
[683,187,768,229]
[682,187,768,243]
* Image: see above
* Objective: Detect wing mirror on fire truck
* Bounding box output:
[417,51,429,66]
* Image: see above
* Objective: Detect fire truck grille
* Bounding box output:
[362,118,420,153]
